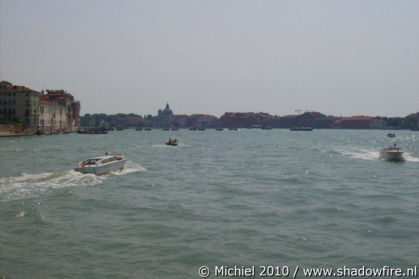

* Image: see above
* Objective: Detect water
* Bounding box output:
[1,129,418,278]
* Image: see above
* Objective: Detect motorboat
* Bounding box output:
[290,127,313,131]
[166,139,179,146]
[379,145,404,162]
[387,133,396,137]
[74,154,127,175]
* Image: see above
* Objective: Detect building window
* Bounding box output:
[13,93,16,96]
[13,100,16,105]
[12,109,15,115]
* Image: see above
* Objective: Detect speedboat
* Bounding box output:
[166,139,179,146]
[74,154,127,174]
[379,145,404,162]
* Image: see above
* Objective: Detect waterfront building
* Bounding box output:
[39,90,80,133]
[154,103,174,127]
[0,81,80,134]
[332,116,375,129]
[0,81,41,129]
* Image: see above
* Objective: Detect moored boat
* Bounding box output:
[290,127,313,131]
[74,154,127,175]
[387,133,396,138]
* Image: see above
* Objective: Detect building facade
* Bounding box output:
[40,90,80,133]
[0,81,80,134]
[0,81,41,129]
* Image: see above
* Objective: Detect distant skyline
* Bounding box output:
[1,0,418,117]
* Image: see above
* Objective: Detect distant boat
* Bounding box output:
[163,127,169,131]
[74,154,127,175]
[171,127,178,131]
[145,127,152,131]
[136,127,143,131]
[166,139,179,146]
[77,128,108,134]
[216,128,223,131]
[290,127,313,131]
[198,128,205,131]
[116,127,124,131]
[387,133,396,138]
[189,127,197,131]
[228,127,238,131]
[379,145,404,162]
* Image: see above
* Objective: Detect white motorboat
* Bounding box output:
[74,154,127,175]
[379,145,404,162]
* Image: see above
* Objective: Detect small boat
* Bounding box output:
[216,128,223,131]
[145,127,152,131]
[387,133,396,137]
[136,127,143,131]
[166,139,179,146]
[379,145,404,162]
[228,127,238,131]
[198,128,205,131]
[74,154,127,175]
[189,128,197,131]
[171,127,178,131]
[290,127,313,131]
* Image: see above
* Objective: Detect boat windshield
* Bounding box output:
[82,158,99,165]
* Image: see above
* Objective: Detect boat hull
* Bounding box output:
[290,127,313,131]
[379,151,404,162]
[75,159,127,175]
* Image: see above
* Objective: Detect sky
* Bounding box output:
[0,0,418,117]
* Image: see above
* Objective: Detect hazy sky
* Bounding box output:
[1,0,418,117]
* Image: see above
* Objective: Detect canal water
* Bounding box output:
[1,129,418,278]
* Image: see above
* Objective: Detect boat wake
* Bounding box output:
[404,153,419,162]
[0,170,105,200]
[110,161,146,175]
[153,144,188,148]
[337,148,379,161]
[337,148,419,163]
